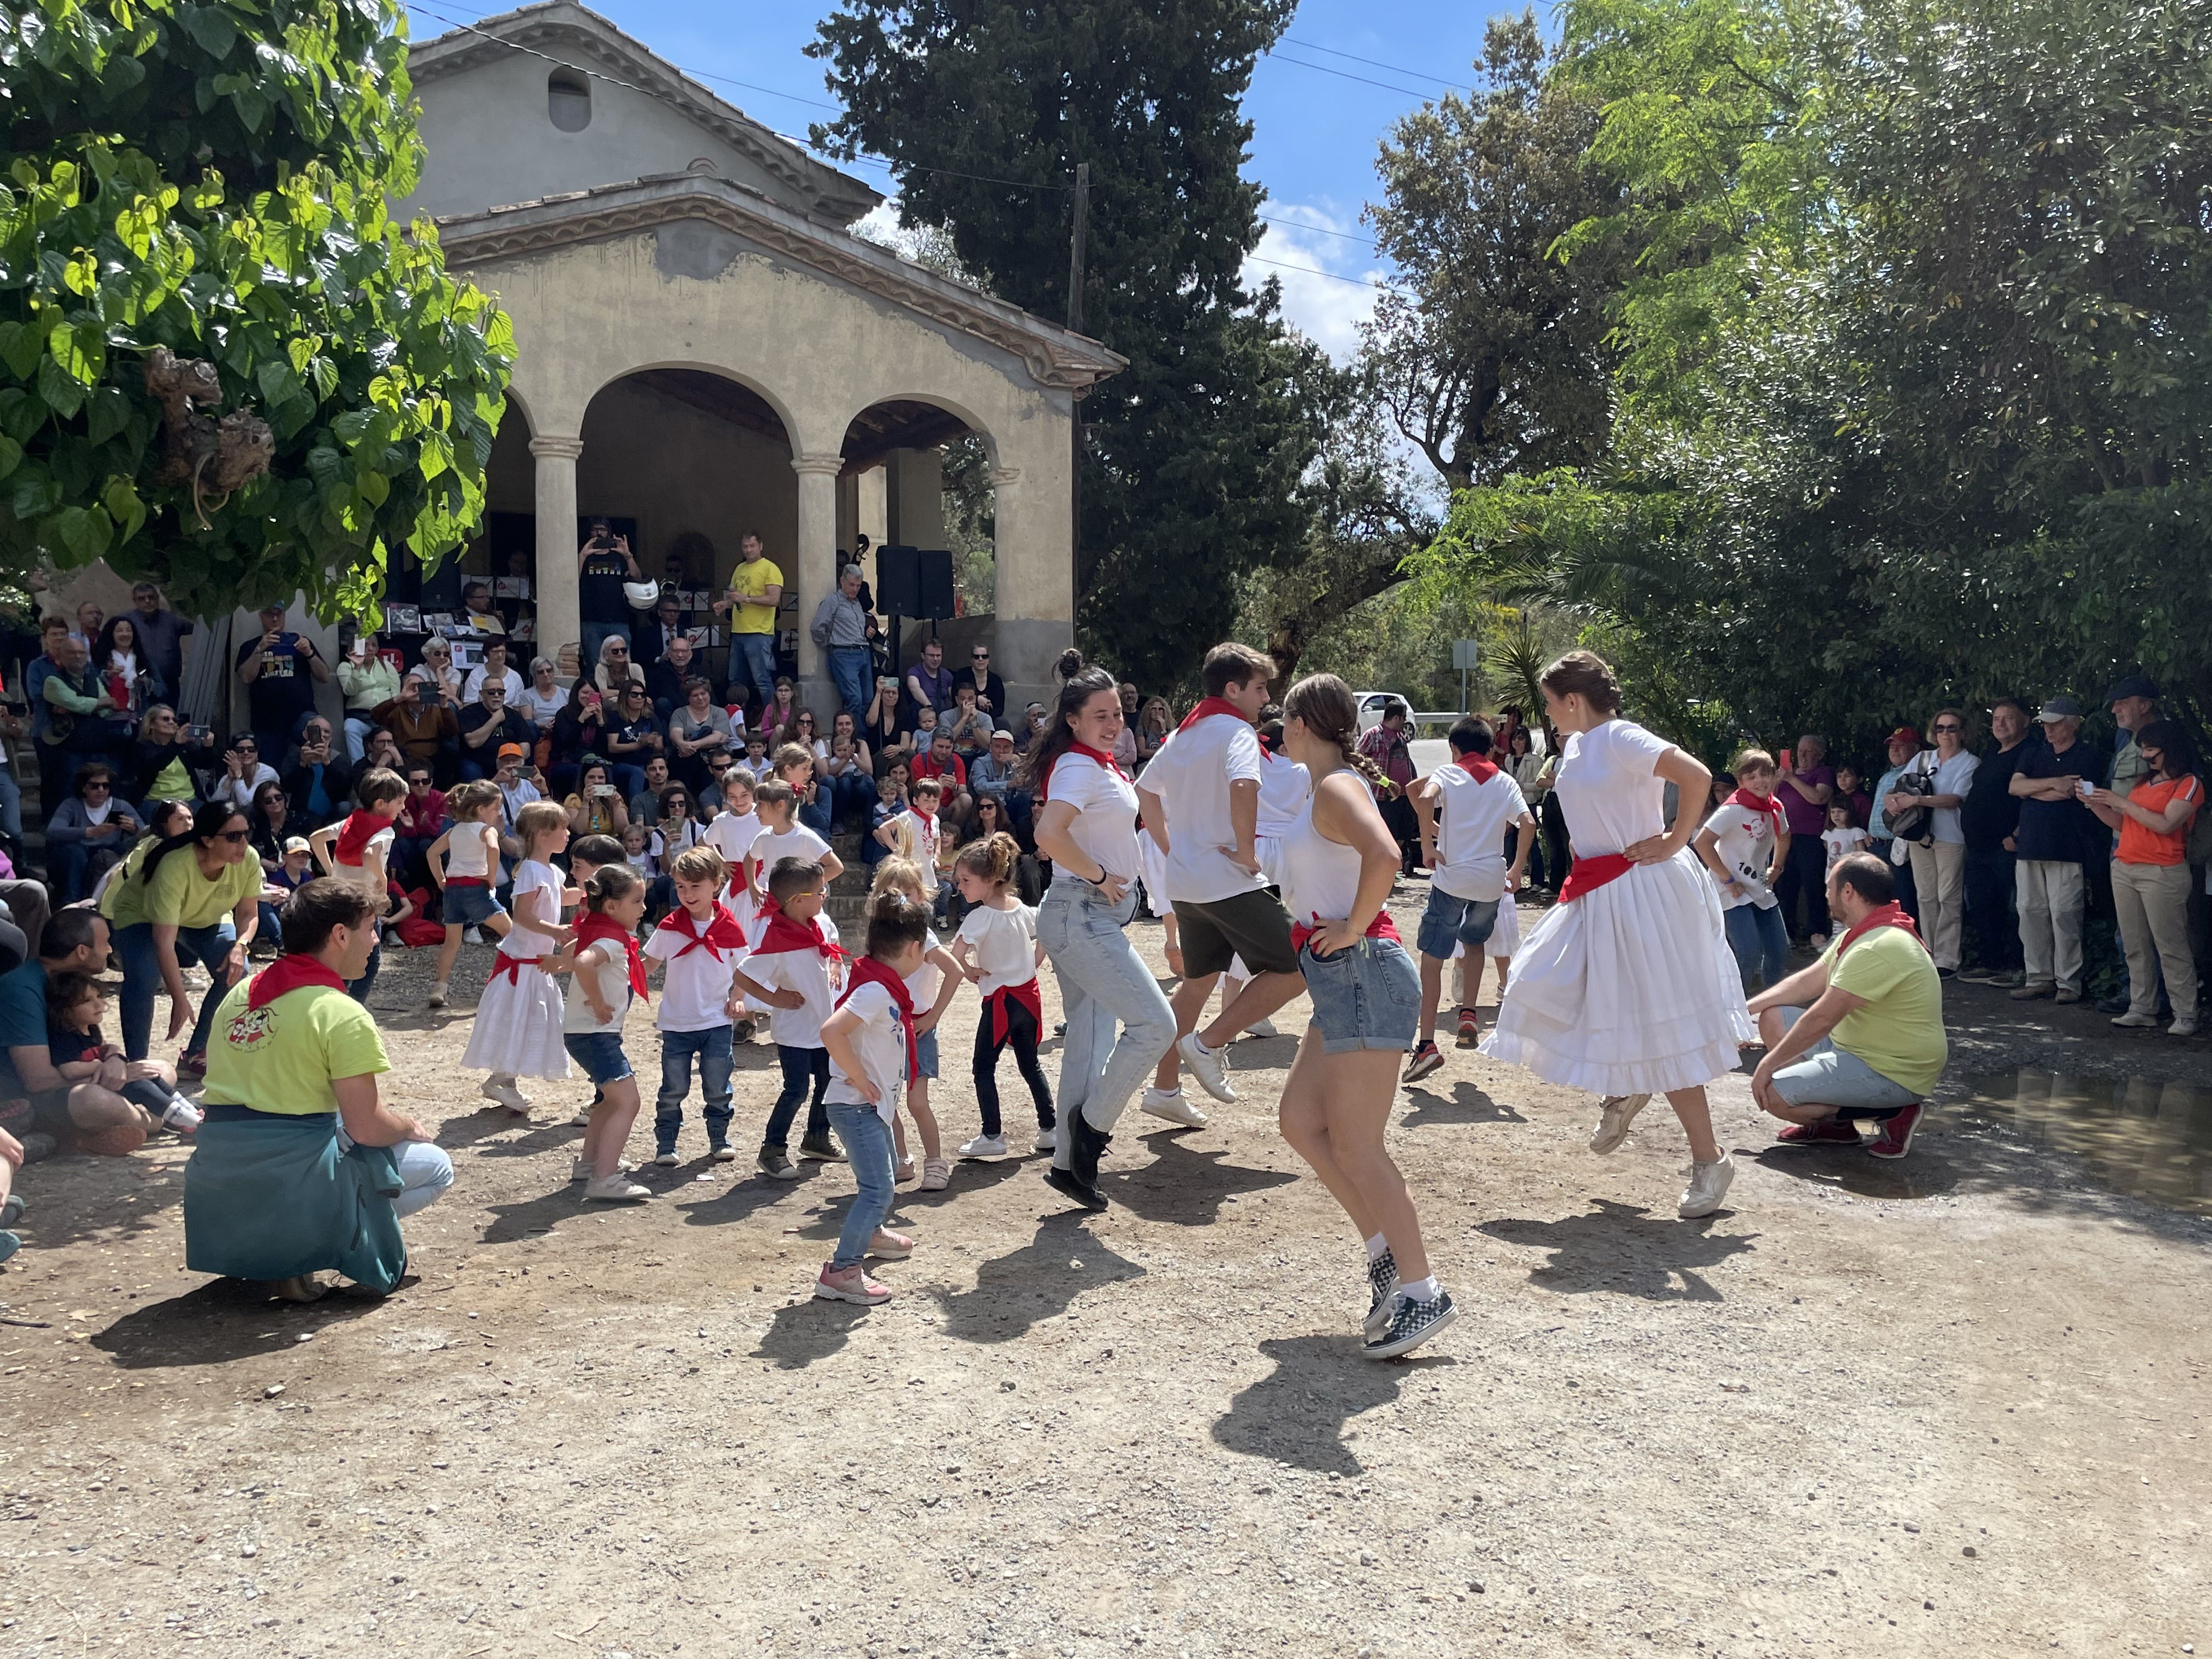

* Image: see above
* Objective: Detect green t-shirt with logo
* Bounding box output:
[1818,927,1948,1095]
[201,980,390,1118]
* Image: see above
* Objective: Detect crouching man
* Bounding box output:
[1747,851,1948,1159]
[183,878,453,1302]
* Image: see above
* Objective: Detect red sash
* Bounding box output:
[247,955,345,1010]
[333,808,391,867]
[753,908,852,968]
[1726,786,1786,834]
[445,876,486,888]
[1290,911,1404,955]
[657,902,746,960]
[836,956,919,1083]
[574,910,650,1001]
[983,976,1043,1046]
[1041,741,1130,803]
[1834,900,1926,957]
[1558,852,1636,902]
[1175,697,1249,733]
[490,953,546,985]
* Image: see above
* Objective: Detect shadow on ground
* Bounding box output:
[1211,1333,1450,1475]
[1401,1079,1525,1129]
[90,1276,402,1368]
[932,1213,1144,1344]
[1478,1199,1759,1301]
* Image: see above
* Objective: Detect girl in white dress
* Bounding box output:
[1480,651,1752,1218]
[462,800,574,1114]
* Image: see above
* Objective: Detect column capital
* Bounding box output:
[991,466,1023,489]
[791,453,845,478]
[528,435,585,460]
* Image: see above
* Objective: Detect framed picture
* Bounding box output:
[422,612,455,633]
[494,577,531,600]
[385,603,422,634]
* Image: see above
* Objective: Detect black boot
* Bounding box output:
[1045,1108,1110,1211]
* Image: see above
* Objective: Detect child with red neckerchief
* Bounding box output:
[545,864,653,1201]
[731,855,848,1178]
[460,800,574,1115]
[640,845,749,1165]
[949,832,1054,1160]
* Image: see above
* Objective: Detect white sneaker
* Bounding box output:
[2111,1011,2158,1030]
[1032,1127,1057,1154]
[572,1156,634,1183]
[160,1097,204,1134]
[1140,1088,1209,1128]
[583,1173,652,1203]
[1176,1032,1237,1102]
[426,981,448,1009]
[1242,1018,1281,1040]
[1588,1093,1651,1155]
[652,1150,680,1167]
[894,1155,917,1183]
[567,1104,595,1127]
[2169,1017,2200,1037]
[958,1134,1009,1159]
[1678,1153,1737,1218]
[463,926,486,945]
[479,1079,531,1115]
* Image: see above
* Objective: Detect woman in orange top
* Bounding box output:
[2087,720,2202,1037]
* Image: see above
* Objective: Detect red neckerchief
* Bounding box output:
[837,956,919,1083]
[753,907,853,968]
[1041,741,1130,803]
[1559,852,1637,902]
[247,955,346,1010]
[657,902,747,961]
[1176,696,1249,733]
[1289,912,1403,955]
[1727,786,1786,833]
[984,977,1043,1046]
[909,804,935,831]
[1835,900,1926,957]
[333,808,393,867]
[574,910,650,1001]
[1458,754,1501,784]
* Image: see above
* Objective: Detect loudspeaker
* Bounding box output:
[876,546,957,620]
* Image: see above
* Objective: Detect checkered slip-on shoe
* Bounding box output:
[1364,1289,1457,1360]
[1363,1249,1400,1342]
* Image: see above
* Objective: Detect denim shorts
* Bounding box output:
[1768,1007,1918,1117]
[444,883,506,927]
[1299,936,1420,1053]
[563,1031,634,1086]
[915,1029,940,1081]
[1417,887,1500,959]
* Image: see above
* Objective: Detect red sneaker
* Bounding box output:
[1454,1006,1481,1047]
[1774,1119,1861,1148]
[1866,1102,1925,1160]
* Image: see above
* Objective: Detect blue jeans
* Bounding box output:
[1417,888,1500,959]
[765,1043,831,1150]
[798,793,833,838]
[654,1025,734,1154]
[46,839,123,907]
[581,622,633,676]
[1039,882,1176,1169]
[0,765,22,844]
[335,1125,456,1220]
[828,772,876,831]
[342,715,376,767]
[827,1102,896,1270]
[346,932,382,1003]
[116,919,239,1061]
[1724,901,1790,991]
[827,647,873,723]
[729,632,777,711]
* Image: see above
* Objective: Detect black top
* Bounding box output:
[578,547,635,624]
[1961,739,2030,851]
[461,704,537,753]
[951,666,1009,723]
[2012,735,2109,862]
[234,632,318,734]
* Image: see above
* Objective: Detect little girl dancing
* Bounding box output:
[461,800,573,1115]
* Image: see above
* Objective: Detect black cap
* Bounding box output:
[2104,674,2159,704]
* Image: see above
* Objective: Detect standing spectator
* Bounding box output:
[2006,696,2107,1003]
[1773,733,1836,943]
[952,642,1007,724]
[283,716,356,830]
[458,680,538,783]
[1866,726,1922,921]
[2087,720,2200,1036]
[1889,709,1978,979]
[1133,697,1174,770]
[69,600,104,652]
[1355,701,1419,874]
[335,633,400,765]
[810,564,874,719]
[712,531,782,711]
[126,583,194,714]
[44,765,139,905]
[234,603,330,766]
[1959,697,2032,983]
[1832,763,1872,827]
[902,637,954,734]
[2098,674,2163,1015]
[1506,724,1549,891]
[460,639,525,708]
[577,520,651,670]
[91,615,160,714]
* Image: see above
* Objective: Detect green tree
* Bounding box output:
[1,0,513,620]
[809,0,1331,686]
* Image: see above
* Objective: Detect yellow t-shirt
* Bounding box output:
[727,556,782,635]
[103,846,260,932]
[1818,926,1948,1095]
[202,979,391,1117]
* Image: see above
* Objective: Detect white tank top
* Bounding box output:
[1279,781,1367,927]
[445,819,494,879]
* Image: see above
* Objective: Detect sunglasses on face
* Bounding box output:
[83,782,110,792]
[1934,723,1962,733]
[218,830,250,843]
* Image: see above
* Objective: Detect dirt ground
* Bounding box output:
[2,881,2207,1659]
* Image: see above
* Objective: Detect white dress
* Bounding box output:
[1480,721,1751,1095]
[461,859,573,1079]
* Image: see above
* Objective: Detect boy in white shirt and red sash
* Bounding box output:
[733,855,848,1179]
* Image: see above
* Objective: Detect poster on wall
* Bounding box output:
[385,603,422,635]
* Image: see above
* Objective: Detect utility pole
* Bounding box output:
[1066,161,1090,601]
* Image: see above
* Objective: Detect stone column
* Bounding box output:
[531,434,584,680]
[988,461,1073,698]
[791,453,843,705]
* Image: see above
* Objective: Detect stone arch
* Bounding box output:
[586,360,803,456]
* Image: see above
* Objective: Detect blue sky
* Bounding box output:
[404,0,1504,359]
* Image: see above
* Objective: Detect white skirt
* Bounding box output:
[1480,850,1751,1096]
[461,955,573,1080]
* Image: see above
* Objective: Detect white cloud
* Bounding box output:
[1242,204,1390,363]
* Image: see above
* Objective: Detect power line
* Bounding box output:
[1265,49,1442,101]
[1258,213,1379,248]
[1279,34,1477,94]
[1247,255,1402,293]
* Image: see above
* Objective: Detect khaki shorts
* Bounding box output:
[1174,887,1297,979]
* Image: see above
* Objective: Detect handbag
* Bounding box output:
[1884,754,1937,851]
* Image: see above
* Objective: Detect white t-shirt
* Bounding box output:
[642,910,743,1032]
[503,859,563,955]
[1142,713,1265,904]
[561,937,633,1035]
[345,824,396,899]
[957,902,1039,996]
[1701,801,1781,911]
[1255,748,1312,843]
[462,665,526,707]
[499,777,542,830]
[905,927,946,1011]
[701,809,760,901]
[743,915,847,1048]
[1906,749,1979,844]
[823,979,907,1121]
[1824,825,1872,870]
[748,822,831,890]
[1043,751,1141,889]
[1553,720,1673,856]
[1426,763,1529,902]
[889,808,943,873]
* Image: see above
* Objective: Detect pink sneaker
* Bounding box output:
[813,1263,891,1305]
[1866,1102,1925,1160]
[1774,1119,1861,1148]
[867,1228,915,1260]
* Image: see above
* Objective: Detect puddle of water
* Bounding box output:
[1945,1070,2212,1216]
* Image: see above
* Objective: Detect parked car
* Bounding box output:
[1353,690,1413,734]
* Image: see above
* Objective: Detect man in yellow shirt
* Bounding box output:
[713,531,782,712]
[1748,851,1948,1161]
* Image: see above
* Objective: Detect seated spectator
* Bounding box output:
[129,704,213,811]
[861,672,902,759]
[944,683,992,761]
[460,639,524,708]
[283,716,356,830]
[2087,719,2202,1037]
[46,970,201,1132]
[645,631,702,719]
[405,636,462,707]
[1133,697,1174,769]
[548,682,608,799]
[628,755,674,827]
[737,731,774,781]
[373,677,460,784]
[859,772,904,870]
[393,766,448,890]
[952,641,1007,723]
[1017,701,1051,755]
[591,634,646,700]
[758,675,802,749]
[566,758,629,840]
[1747,851,1946,1159]
[362,726,408,778]
[182,878,454,1301]
[604,681,665,798]
[518,656,567,728]
[460,579,506,637]
[911,729,972,833]
[456,680,537,783]
[45,764,140,905]
[821,710,875,831]
[492,746,543,862]
[249,781,296,873]
[667,677,733,789]
[257,833,314,955]
[212,736,280,813]
[335,632,402,765]
[967,728,1031,837]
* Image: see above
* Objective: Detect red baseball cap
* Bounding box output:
[1885,726,1921,748]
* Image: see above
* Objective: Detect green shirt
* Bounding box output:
[1819,926,1948,1095]
[103,847,259,932]
[202,979,390,1117]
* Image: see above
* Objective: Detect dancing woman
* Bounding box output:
[1480,651,1753,1218]
[1275,674,1455,1359]
[1025,659,1179,1212]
